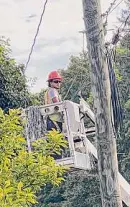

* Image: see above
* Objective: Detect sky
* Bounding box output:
[0,0,125,93]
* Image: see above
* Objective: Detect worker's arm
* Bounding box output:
[49,88,59,103]
[52,97,59,103]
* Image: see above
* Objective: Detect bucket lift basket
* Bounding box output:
[39,100,93,170]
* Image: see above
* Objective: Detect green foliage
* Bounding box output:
[115,34,130,184]
[0,108,67,206]
[115,44,130,105]
[32,130,68,157]
[117,2,130,185]
[0,38,31,112]
[29,89,46,106]
[116,47,128,55]
[124,99,130,111]
[61,172,101,207]
[35,171,101,207]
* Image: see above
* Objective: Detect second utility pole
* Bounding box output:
[82,0,122,206]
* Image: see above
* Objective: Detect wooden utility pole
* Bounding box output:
[82,0,122,206]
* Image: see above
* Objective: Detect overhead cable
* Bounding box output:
[111,13,130,45]
[25,0,48,70]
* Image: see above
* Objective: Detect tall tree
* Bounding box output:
[60,52,91,103]
[0,38,31,112]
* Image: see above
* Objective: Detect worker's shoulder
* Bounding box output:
[47,87,58,96]
[47,87,57,92]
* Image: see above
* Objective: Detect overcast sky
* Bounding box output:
[0,0,125,93]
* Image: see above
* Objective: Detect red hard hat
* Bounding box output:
[48,71,63,81]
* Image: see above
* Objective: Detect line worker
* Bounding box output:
[44,70,63,132]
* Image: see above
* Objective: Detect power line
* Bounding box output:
[120,13,130,30]
[108,0,124,15]
[106,48,123,133]
[102,0,118,17]
[102,0,124,19]
[25,0,48,70]
[111,13,130,45]
[102,0,124,31]
[63,73,79,101]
